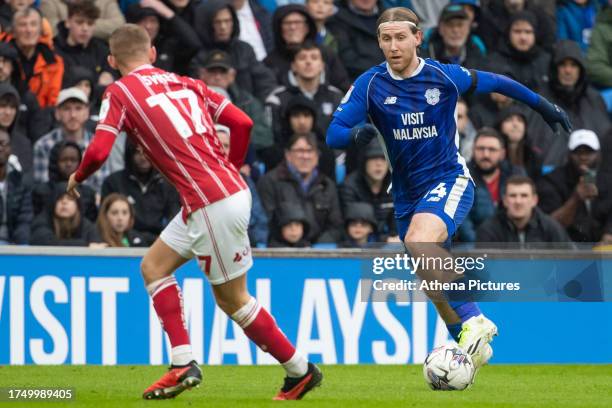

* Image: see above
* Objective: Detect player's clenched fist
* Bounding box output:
[351,123,379,146]
[66,173,81,199]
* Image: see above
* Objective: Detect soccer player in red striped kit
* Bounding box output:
[67,24,322,401]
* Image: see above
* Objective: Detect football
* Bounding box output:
[423,344,475,391]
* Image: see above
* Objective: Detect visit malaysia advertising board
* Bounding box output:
[0,251,611,365]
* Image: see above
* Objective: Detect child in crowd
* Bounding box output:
[97,193,147,247]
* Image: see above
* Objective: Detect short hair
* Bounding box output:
[291,41,323,62]
[68,0,100,20]
[505,175,537,195]
[377,7,420,36]
[109,24,151,66]
[474,127,505,146]
[12,7,41,27]
[286,133,318,151]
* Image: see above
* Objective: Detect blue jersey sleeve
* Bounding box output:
[434,62,474,95]
[326,70,375,148]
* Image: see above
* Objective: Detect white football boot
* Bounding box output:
[458,314,497,368]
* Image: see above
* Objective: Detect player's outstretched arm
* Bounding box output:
[471,70,573,133]
[326,72,373,149]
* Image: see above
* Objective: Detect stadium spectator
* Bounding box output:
[192,0,277,102]
[258,133,343,244]
[537,129,612,243]
[34,87,110,193]
[340,202,378,247]
[232,0,274,60]
[3,8,64,108]
[0,83,32,173]
[0,42,51,143]
[267,201,311,247]
[458,127,526,242]
[420,3,486,69]
[196,50,273,157]
[327,0,384,82]
[529,40,611,167]
[408,0,447,31]
[457,98,477,162]
[340,139,397,241]
[125,0,202,75]
[265,4,350,91]
[161,0,199,27]
[586,2,612,112]
[0,0,55,35]
[476,175,572,244]
[487,11,550,92]
[97,193,148,247]
[556,0,599,51]
[30,190,104,246]
[450,0,489,44]
[265,42,343,150]
[54,1,115,87]
[101,140,181,246]
[479,0,556,52]
[0,128,32,244]
[306,0,338,53]
[496,105,543,181]
[40,0,125,40]
[32,141,97,221]
[215,123,269,247]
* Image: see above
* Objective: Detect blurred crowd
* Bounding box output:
[0,0,611,249]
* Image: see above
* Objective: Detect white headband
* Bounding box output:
[378,21,419,30]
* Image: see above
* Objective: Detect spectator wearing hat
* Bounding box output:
[420,3,486,69]
[33,87,110,193]
[2,7,64,108]
[340,139,397,241]
[327,0,383,82]
[196,49,273,157]
[0,42,51,142]
[488,10,550,92]
[341,202,379,247]
[528,40,611,168]
[191,0,277,102]
[40,0,125,40]
[458,127,526,242]
[265,42,343,149]
[231,0,274,61]
[264,4,350,90]
[268,202,311,248]
[557,0,600,51]
[54,0,115,87]
[537,129,612,243]
[476,175,572,246]
[32,140,97,222]
[479,0,556,52]
[125,0,201,75]
[496,105,543,182]
[258,133,343,244]
[0,82,32,173]
[215,123,269,246]
[0,128,32,245]
[101,138,181,246]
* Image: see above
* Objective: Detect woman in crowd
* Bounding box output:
[96,193,147,247]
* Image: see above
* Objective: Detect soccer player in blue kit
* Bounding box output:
[327,7,572,373]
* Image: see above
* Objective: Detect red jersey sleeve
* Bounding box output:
[74,87,125,182]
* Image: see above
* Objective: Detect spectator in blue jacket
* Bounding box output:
[557,0,600,51]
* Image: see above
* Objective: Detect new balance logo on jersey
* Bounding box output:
[384,96,397,105]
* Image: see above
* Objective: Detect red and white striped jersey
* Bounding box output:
[78,65,250,219]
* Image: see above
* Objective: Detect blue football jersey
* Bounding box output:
[333,58,475,217]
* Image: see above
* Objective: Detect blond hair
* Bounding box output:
[376,7,421,36]
[109,24,151,66]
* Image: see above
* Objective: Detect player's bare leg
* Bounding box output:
[404,213,497,368]
[212,274,322,400]
[141,239,202,400]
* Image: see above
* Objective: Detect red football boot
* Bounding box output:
[273,363,323,400]
[142,360,202,400]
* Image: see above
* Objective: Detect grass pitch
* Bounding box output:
[0,365,610,408]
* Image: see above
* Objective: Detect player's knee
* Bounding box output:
[140,257,157,282]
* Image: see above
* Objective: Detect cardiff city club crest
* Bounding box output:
[425,88,441,105]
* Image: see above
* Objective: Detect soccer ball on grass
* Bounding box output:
[423,344,475,390]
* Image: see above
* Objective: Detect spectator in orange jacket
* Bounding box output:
[2,8,64,108]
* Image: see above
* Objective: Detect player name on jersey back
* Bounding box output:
[394,112,439,141]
